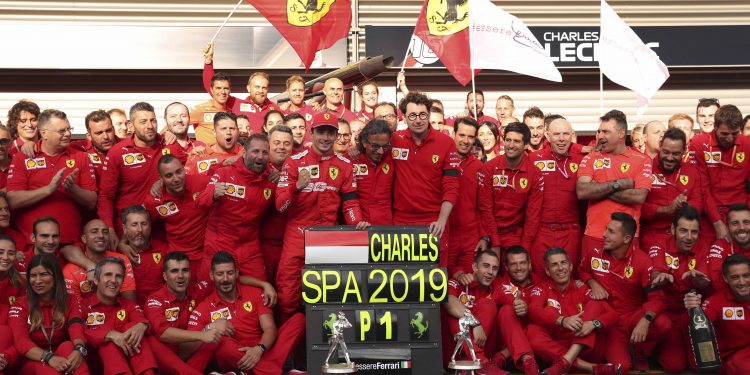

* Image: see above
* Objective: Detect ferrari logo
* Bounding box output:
[117,309,126,321]
[193,192,200,201]
[680,175,689,185]
[8,296,15,305]
[689,259,696,270]
[620,163,630,173]
[287,0,334,27]
[577,303,584,313]
[263,188,272,200]
[624,266,634,279]
[162,148,170,155]
[243,301,253,312]
[329,166,339,180]
[570,163,578,173]
[153,253,162,263]
[737,152,745,163]
[382,163,390,174]
[432,155,439,164]
[519,178,528,189]
[65,159,75,168]
[189,299,196,311]
[426,0,469,36]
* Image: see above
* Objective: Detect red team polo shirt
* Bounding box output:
[131,239,170,303]
[63,251,136,301]
[641,157,703,236]
[700,290,750,362]
[164,139,207,165]
[448,155,483,275]
[647,238,702,314]
[530,147,584,225]
[184,144,244,176]
[9,295,85,354]
[187,285,271,343]
[81,295,148,346]
[705,239,750,294]
[350,153,394,225]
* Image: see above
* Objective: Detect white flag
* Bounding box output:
[468,0,561,82]
[599,0,669,115]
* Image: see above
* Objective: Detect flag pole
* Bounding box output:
[396,39,412,103]
[468,15,477,119]
[599,70,604,116]
[210,0,245,44]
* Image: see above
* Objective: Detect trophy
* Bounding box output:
[448,309,482,373]
[322,311,357,373]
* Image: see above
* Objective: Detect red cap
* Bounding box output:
[310,112,339,130]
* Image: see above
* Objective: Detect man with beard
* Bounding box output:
[98,102,166,240]
[373,102,399,133]
[576,110,652,255]
[479,122,542,254]
[279,75,315,132]
[642,121,666,160]
[446,90,498,128]
[144,155,210,279]
[529,117,585,279]
[82,257,158,375]
[73,110,116,184]
[392,92,459,267]
[120,205,168,303]
[237,114,251,145]
[185,111,243,176]
[163,102,206,165]
[63,219,136,301]
[0,125,12,190]
[320,78,357,122]
[696,97,720,134]
[276,112,368,322]
[523,107,546,152]
[647,206,710,373]
[705,204,750,294]
[578,213,670,373]
[528,248,619,375]
[684,254,750,374]
[188,252,305,374]
[640,128,702,251]
[144,251,219,375]
[689,105,750,252]
[284,113,308,154]
[351,119,394,225]
[7,109,97,247]
[448,117,483,280]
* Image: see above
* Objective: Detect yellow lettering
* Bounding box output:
[370,234,381,262]
[419,234,429,261]
[342,271,362,303]
[428,234,439,262]
[359,310,371,341]
[391,234,401,262]
[402,233,412,261]
[301,271,321,304]
[321,270,340,303]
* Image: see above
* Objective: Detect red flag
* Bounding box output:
[248,0,352,70]
[413,0,477,85]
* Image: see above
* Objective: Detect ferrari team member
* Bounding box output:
[351,119,394,225]
[121,205,169,303]
[319,78,357,122]
[647,206,710,373]
[279,75,315,131]
[523,107,546,152]
[373,102,399,133]
[495,95,516,127]
[19,217,62,271]
[284,113,309,154]
[0,192,27,255]
[392,92,460,267]
[82,257,157,375]
[0,234,24,373]
[528,248,619,375]
[185,111,243,176]
[529,117,585,278]
[144,252,218,375]
[445,90,498,128]
[696,97,720,134]
[9,254,89,374]
[98,102,166,239]
[6,109,97,246]
[162,102,206,164]
[188,252,305,374]
[479,122,543,254]
[667,113,695,146]
[448,117,483,278]
[705,204,750,293]
[6,100,40,159]
[144,155,210,275]
[683,254,750,375]
[0,125,13,190]
[689,104,750,251]
[63,219,136,301]
[107,108,130,140]
[260,126,293,282]
[276,112,368,322]
[197,133,276,284]
[640,128,703,251]
[192,71,230,144]
[578,213,670,373]
[72,110,116,184]
[576,110,652,254]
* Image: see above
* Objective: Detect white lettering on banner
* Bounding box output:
[543,41,659,63]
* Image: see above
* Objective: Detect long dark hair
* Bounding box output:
[26,253,67,332]
[0,232,22,289]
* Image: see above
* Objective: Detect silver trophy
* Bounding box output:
[322,311,357,373]
[448,309,482,373]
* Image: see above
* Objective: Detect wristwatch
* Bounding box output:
[74,343,88,357]
[479,236,491,244]
[257,343,267,353]
[611,181,621,191]
[644,314,654,322]
[592,319,602,331]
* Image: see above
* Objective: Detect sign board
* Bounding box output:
[304,226,446,375]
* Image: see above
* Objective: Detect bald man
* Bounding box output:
[643,120,666,159]
[320,78,357,122]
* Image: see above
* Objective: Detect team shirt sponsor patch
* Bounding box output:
[299,165,320,179]
[197,158,218,173]
[492,174,509,187]
[211,307,232,322]
[354,164,369,176]
[535,160,555,172]
[240,103,256,113]
[225,183,246,198]
[86,312,106,326]
[458,292,475,308]
[665,254,680,270]
[165,307,180,322]
[156,202,179,217]
[24,158,47,170]
[391,147,409,160]
[203,112,216,123]
[723,307,745,320]
[88,153,101,164]
[590,257,610,273]
[704,151,721,164]
[122,153,146,166]
[546,298,562,313]
[593,158,611,170]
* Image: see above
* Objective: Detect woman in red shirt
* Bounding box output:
[0,233,24,373]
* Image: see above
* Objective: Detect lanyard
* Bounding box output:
[608,253,634,281]
[654,166,682,189]
[709,133,740,169]
[553,154,571,179]
[500,168,521,191]
[40,323,55,351]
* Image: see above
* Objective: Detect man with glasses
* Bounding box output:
[689,104,750,250]
[392,92,460,267]
[696,98,720,134]
[334,118,352,154]
[373,102,399,132]
[7,109,97,247]
[351,119,394,225]
[0,125,12,190]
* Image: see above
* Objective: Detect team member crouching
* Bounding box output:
[9,253,89,374]
[82,257,157,375]
[144,251,221,375]
[120,205,169,304]
[528,248,620,375]
[189,252,305,374]
[0,234,24,372]
[684,254,750,375]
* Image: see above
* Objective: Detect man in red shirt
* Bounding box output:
[120,205,168,303]
[188,252,305,374]
[16,216,61,271]
[279,75,315,132]
[0,192,27,257]
[647,206,710,373]
[98,102,166,240]
[529,117,585,278]
[82,257,157,375]
[448,117,483,278]
[392,92,460,267]
[351,119,394,225]
[163,102,206,165]
[373,102,399,133]
[578,213,670,373]
[577,110,652,255]
[705,203,750,293]
[144,154,210,279]
[71,110,116,185]
[0,125,12,190]
[285,113,309,154]
[319,78,357,122]
[479,122,543,254]
[276,112,368,322]
[684,253,750,374]
[144,251,218,375]
[7,109,97,246]
[445,90,499,128]
[641,128,703,251]
[689,104,750,252]
[185,111,243,176]
[523,107,546,152]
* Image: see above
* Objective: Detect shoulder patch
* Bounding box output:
[291,149,308,160]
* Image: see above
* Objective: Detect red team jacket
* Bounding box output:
[350,153,394,225]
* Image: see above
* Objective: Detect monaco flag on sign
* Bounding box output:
[247,0,352,70]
